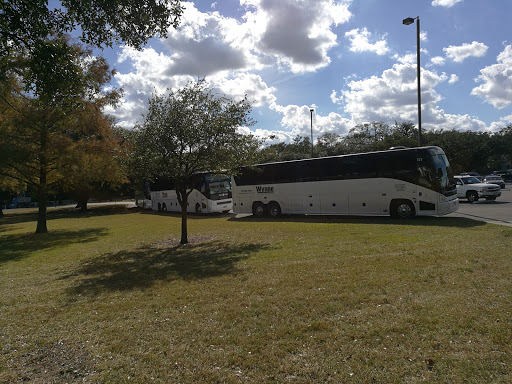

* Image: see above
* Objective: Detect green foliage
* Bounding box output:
[133,80,261,243]
[0,47,126,233]
[260,122,512,174]
[0,0,184,54]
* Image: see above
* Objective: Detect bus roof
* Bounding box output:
[247,146,444,168]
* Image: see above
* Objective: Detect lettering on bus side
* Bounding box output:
[256,186,274,193]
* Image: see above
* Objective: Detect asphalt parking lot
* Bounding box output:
[448,185,512,227]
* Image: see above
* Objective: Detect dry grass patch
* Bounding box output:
[1,207,511,383]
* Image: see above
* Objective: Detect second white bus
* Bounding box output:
[150,173,232,214]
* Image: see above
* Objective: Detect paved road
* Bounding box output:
[448,186,512,227]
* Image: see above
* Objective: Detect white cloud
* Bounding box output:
[432,0,463,7]
[345,27,389,55]
[241,0,352,73]
[330,90,343,104]
[162,3,261,76]
[489,115,512,132]
[105,0,353,128]
[471,45,512,109]
[108,47,277,128]
[448,74,459,83]
[444,41,488,63]
[271,104,352,136]
[210,73,277,107]
[429,56,445,66]
[336,63,487,132]
[394,53,416,65]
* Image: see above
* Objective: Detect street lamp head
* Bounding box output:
[403,17,415,25]
[310,108,314,112]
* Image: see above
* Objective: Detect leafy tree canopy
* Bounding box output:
[133,80,260,244]
[0,44,127,233]
[1,0,185,53]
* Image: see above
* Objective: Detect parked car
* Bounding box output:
[482,174,506,189]
[460,172,482,181]
[493,169,512,182]
[454,175,501,203]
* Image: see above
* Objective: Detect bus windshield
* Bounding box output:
[428,149,456,195]
[204,175,232,200]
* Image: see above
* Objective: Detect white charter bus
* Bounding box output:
[150,172,232,214]
[232,146,459,218]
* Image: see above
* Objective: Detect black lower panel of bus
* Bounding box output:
[419,201,436,211]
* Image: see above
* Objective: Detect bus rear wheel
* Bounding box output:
[391,200,415,219]
[162,203,168,212]
[195,203,202,215]
[268,202,281,218]
[252,202,266,218]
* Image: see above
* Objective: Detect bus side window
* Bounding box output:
[343,155,376,179]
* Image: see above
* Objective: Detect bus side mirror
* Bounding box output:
[437,168,443,179]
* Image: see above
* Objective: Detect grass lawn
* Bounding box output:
[1,206,511,383]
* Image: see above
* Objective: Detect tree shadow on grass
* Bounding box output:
[62,239,271,299]
[229,214,487,228]
[0,228,109,265]
[0,205,136,229]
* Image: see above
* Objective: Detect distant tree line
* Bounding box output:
[260,121,512,176]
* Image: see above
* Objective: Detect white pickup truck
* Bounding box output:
[454,175,501,203]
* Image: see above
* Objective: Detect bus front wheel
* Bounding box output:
[252,202,266,218]
[195,203,202,215]
[162,203,168,212]
[268,202,281,218]
[391,200,415,219]
[157,203,162,212]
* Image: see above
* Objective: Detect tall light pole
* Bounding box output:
[403,16,422,147]
[309,108,314,157]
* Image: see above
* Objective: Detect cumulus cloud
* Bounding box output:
[345,27,389,55]
[271,104,352,136]
[444,41,488,63]
[448,74,459,83]
[429,56,445,66]
[107,47,276,128]
[330,90,343,104]
[105,47,195,127]
[471,45,512,109]
[432,0,463,7]
[210,73,277,107]
[335,63,487,132]
[394,53,417,65]
[162,3,260,76]
[104,0,353,128]
[242,0,352,72]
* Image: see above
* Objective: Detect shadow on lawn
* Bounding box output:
[63,240,269,299]
[0,205,136,228]
[229,215,486,228]
[0,228,108,265]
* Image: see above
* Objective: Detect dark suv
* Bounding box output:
[493,170,512,182]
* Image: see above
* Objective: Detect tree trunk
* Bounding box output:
[36,128,48,234]
[76,199,88,212]
[36,177,48,233]
[180,199,188,245]
[36,198,48,233]
[178,187,188,244]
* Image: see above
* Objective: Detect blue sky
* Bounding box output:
[93,0,512,144]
